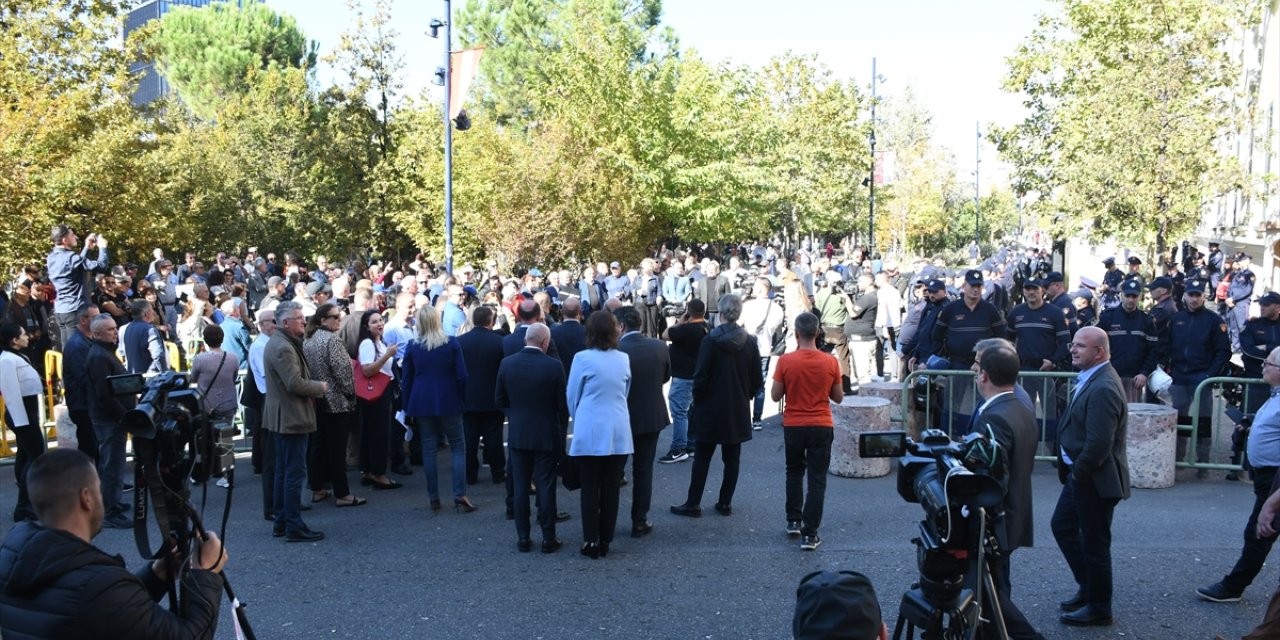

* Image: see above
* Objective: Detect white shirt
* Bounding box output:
[0,351,43,427]
[249,333,269,393]
[359,338,395,379]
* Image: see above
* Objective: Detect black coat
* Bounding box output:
[0,522,222,639]
[495,347,568,452]
[690,323,762,445]
[1056,362,1131,500]
[550,320,586,377]
[86,339,136,424]
[503,324,562,359]
[617,333,672,435]
[458,327,506,412]
[978,392,1038,552]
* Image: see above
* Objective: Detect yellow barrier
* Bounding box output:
[0,396,10,457]
[167,341,181,371]
[44,350,62,438]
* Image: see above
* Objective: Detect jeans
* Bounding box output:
[783,427,833,536]
[93,420,128,516]
[1051,474,1120,613]
[260,428,276,520]
[272,431,310,534]
[418,414,466,501]
[752,357,771,421]
[54,310,78,350]
[666,377,694,452]
[68,409,99,463]
[576,454,627,544]
[1221,466,1279,594]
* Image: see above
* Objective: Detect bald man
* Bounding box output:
[1052,326,1131,627]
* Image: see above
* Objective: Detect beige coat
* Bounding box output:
[262,330,325,434]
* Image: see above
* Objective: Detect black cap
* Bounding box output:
[1127,256,1142,265]
[1044,272,1064,285]
[1258,292,1280,306]
[1147,277,1172,291]
[1022,278,1043,289]
[1186,279,1208,294]
[964,269,983,286]
[1120,279,1142,296]
[793,570,882,640]
[1209,241,1221,248]
[1240,254,1253,262]
[1102,256,1115,266]
[925,279,946,292]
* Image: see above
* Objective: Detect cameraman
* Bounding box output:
[0,449,227,639]
[972,340,1047,640]
[814,271,851,393]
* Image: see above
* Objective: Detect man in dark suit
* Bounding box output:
[614,306,672,538]
[495,323,568,553]
[458,306,507,485]
[551,298,586,376]
[503,299,561,359]
[1053,326,1131,627]
[973,339,1046,640]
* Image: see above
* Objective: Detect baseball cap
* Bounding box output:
[1185,279,1208,294]
[1147,277,1172,291]
[1044,272,1064,285]
[1120,279,1142,296]
[793,570,882,640]
[528,268,544,277]
[610,261,621,269]
[1257,291,1280,306]
[1021,278,1043,289]
[924,278,946,292]
[963,269,983,286]
[305,281,332,296]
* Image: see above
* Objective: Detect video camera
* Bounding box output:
[861,429,1008,640]
[662,302,687,317]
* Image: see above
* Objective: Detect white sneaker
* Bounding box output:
[216,478,231,488]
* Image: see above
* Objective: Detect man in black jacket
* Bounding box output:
[85,314,136,529]
[458,306,507,485]
[0,449,226,639]
[495,323,568,553]
[615,305,672,538]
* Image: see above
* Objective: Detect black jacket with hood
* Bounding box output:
[690,322,763,444]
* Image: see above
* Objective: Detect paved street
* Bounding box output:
[0,415,1273,640]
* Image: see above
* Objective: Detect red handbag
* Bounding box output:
[352,358,391,401]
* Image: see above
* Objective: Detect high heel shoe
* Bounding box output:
[580,542,599,559]
[454,497,477,513]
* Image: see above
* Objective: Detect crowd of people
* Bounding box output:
[3,224,1280,637]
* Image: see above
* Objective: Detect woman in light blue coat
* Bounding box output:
[567,311,633,558]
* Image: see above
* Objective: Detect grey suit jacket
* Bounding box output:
[1056,361,1131,500]
[978,392,1038,552]
[617,333,672,435]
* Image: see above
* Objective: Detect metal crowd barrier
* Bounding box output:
[1183,375,1266,472]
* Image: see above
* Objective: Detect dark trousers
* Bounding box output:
[1221,466,1279,593]
[242,406,262,474]
[685,441,742,508]
[272,432,309,534]
[991,550,1046,640]
[8,396,46,522]
[630,431,660,526]
[358,392,391,476]
[1051,475,1120,614]
[68,409,99,463]
[639,303,660,338]
[261,429,276,520]
[576,454,626,544]
[510,448,558,541]
[310,411,352,498]
[784,427,833,536]
[93,420,128,516]
[464,411,506,483]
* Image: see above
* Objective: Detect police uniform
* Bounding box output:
[1044,272,1078,336]
[1208,245,1225,289]
[1097,279,1158,402]
[1164,279,1232,465]
[1125,256,1147,291]
[1007,278,1070,436]
[1240,291,1280,413]
[1100,258,1124,309]
[1226,263,1256,352]
[1164,265,1186,309]
[927,270,1007,435]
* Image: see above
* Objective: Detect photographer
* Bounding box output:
[814,271,851,392]
[0,449,227,639]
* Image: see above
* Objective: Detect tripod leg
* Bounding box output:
[978,567,1009,640]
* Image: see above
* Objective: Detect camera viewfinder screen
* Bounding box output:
[860,431,906,458]
[107,373,145,396]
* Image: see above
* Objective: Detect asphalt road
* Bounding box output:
[0,417,1273,640]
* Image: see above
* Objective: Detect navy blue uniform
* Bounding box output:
[1226,270,1255,352]
[1048,293,1077,336]
[1101,268,1124,308]
[1241,317,1280,377]
[1097,306,1157,378]
[928,299,1007,367]
[903,299,945,362]
[1164,307,1231,386]
[1007,302,1070,369]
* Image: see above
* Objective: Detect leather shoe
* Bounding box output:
[1059,606,1112,627]
[286,528,324,543]
[670,503,702,518]
[631,521,654,538]
[541,538,563,554]
[272,523,285,538]
[517,538,533,553]
[714,503,733,516]
[555,511,571,523]
[1059,591,1087,612]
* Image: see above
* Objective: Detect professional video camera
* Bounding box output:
[662,302,687,318]
[861,429,1009,640]
[107,370,256,638]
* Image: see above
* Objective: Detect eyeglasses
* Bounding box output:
[1265,361,1280,370]
[1068,342,1099,350]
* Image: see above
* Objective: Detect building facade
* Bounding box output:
[125,0,217,106]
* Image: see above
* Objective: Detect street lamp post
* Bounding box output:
[429,1,455,274]
[974,120,981,252]
[868,58,885,253]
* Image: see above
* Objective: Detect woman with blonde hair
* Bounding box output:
[781,278,813,353]
[400,304,473,512]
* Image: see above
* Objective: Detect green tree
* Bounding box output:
[994,0,1261,255]
[152,0,317,120]
[872,85,954,254]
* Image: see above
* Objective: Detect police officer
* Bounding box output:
[1226,255,1257,353]
[1007,277,1070,439]
[1044,272,1077,337]
[1163,278,1231,475]
[927,270,1007,434]
[1207,241,1225,289]
[1097,279,1158,402]
[1164,261,1187,309]
[903,278,949,372]
[1099,257,1124,309]
[1125,256,1147,290]
[1241,292,1280,413]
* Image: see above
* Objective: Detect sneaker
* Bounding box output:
[216,477,230,488]
[786,521,801,536]
[1196,581,1242,603]
[752,420,763,431]
[685,448,696,458]
[658,450,689,464]
[800,534,822,551]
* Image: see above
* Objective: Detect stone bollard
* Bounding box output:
[1126,402,1178,489]
[830,396,892,478]
[859,381,917,438]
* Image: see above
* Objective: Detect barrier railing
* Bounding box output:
[1183,375,1266,471]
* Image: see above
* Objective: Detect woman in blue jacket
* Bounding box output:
[401,305,473,512]
[567,311,633,558]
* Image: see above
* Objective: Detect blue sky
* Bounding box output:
[266,0,1052,182]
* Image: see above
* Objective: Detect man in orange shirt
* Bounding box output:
[771,311,844,551]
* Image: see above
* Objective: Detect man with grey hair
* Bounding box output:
[61,304,102,461]
[247,257,270,310]
[218,299,251,365]
[247,307,277,515]
[120,300,167,375]
[740,277,783,430]
[85,314,134,529]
